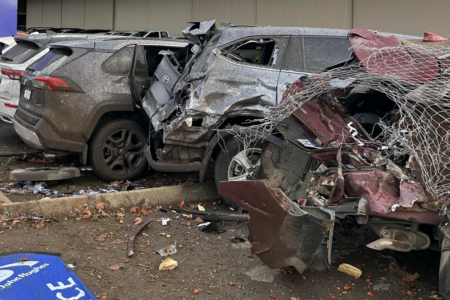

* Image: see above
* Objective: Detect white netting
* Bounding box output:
[221,41,450,198]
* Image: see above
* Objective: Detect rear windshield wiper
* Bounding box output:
[27,67,36,72]
[0,56,13,62]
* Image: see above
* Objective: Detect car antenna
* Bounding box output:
[5,22,14,37]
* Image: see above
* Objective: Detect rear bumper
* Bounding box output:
[14,111,87,153]
[0,110,14,124]
[13,119,44,150]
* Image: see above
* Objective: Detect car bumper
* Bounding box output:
[14,111,87,153]
[13,119,44,150]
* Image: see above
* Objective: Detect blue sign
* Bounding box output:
[0,252,97,300]
[0,0,17,37]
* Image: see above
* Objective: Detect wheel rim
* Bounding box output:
[227,148,262,181]
[101,129,145,175]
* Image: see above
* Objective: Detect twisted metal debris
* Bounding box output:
[223,34,450,201]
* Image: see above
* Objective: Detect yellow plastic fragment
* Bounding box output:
[159,257,178,271]
[337,263,362,278]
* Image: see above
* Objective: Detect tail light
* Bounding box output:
[4,104,18,108]
[34,76,69,91]
[1,69,24,80]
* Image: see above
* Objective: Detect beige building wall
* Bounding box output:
[27,0,43,28]
[114,0,149,31]
[147,0,193,37]
[85,0,114,30]
[192,0,257,26]
[26,0,450,37]
[42,0,61,27]
[61,0,85,28]
[256,0,352,29]
[353,0,450,36]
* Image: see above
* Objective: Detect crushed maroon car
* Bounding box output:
[219,29,450,297]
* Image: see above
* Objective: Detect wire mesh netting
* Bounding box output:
[221,40,450,199]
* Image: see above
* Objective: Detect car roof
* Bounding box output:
[48,38,190,51]
[217,26,419,43]
[14,34,137,47]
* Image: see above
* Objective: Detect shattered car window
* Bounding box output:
[304,37,353,73]
[101,46,135,75]
[223,39,277,66]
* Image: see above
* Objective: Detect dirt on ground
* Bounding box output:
[0,200,442,300]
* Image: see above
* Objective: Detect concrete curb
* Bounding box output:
[0,190,11,204]
[0,183,218,218]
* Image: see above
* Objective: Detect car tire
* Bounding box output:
[89,119,148,182]
[214,138,261,210]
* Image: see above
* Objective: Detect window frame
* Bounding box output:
[217,35,289,71]
[281,35,353,74]
[101,45,136,76]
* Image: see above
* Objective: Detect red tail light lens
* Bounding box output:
[4,104,18,109]
[34,76,69,91]
[1,69,24,80]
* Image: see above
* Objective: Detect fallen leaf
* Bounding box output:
[140,209,152,216]
[116,213,124,218]
[407,291,415,297]
[193,289,199,294]
[134,217,143,225]
[130,206,140,213]
[107,263,124,271]
[0,215,6,226]
[195,217,204,223]
[125,259,130,263]
[402,272,420,282]
[95,236,106,242]
[182,213,193,220]
[367,292,373,296]
[270,294,276,299]
[229,282,235,286]
[11,220,20,226]
[111,239,123,244]
[119,220,124,224]
[343,284,350,290]
[95,201,107,211]
[35,219,45,229]
[77,207,92,221]
[160,233,166,236]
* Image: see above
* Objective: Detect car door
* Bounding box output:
[278,36,353,100]
[200,36,289,113]
[129,45,151,106]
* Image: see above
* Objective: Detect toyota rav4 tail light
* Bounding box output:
[1,69,24,80]
[32,76,83,93]
[34,76,69,91]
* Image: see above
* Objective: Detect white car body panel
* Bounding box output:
[0,47,49,124]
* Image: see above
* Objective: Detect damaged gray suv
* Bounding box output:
[15,21,360,187]
[14,38,190,181]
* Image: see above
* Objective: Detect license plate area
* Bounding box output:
[24,88,31,101]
